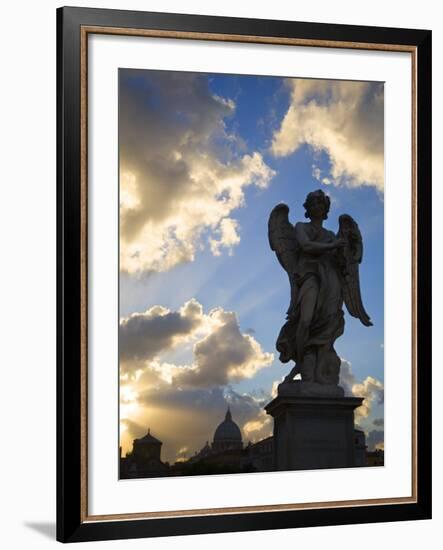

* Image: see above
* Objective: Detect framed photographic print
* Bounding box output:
[56,6,432,543]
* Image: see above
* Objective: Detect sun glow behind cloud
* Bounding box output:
[119,299,275,460]
[119,70,276,275]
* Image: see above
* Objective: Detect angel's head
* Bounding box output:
[303,189,331,220]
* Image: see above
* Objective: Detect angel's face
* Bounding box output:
[308,197,327,219]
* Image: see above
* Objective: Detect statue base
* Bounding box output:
[277,379,345,398]
[265,393,363,471]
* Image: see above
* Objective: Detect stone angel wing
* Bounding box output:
[337,214,373,327]
[268,203,297,273]
[268,204,298,319]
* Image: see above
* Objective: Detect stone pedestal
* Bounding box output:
[265,391,363,471]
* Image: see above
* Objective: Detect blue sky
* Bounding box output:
[118,69,384,462]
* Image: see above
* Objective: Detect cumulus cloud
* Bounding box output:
[339,358,384,419]
[242,409,273,443]
[120,299,204,373]
[271,79,384,191]
[209,217,240,257]
[119,70,276,274]
[120,299,273,382]
[174,308,273,387]
[352,376,384,418]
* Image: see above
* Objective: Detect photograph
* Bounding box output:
[118,68,385,479]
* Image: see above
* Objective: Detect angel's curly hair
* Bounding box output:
[303,189,331,220]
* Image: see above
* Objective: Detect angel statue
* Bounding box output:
[268,189,372,395]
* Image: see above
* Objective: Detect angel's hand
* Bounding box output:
[331,238,346,249]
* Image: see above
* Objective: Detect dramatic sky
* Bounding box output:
[119,69,385,464]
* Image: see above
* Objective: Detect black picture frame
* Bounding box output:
[57,5,432,543]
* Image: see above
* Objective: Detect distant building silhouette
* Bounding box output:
[366,448,384,466]
[186,408,245,472]
[242,436,274,472]
[186,409,272,473]
[120,428,169,478]
[119,410,380,479]
[212,408,243,452]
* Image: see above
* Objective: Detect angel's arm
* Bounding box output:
[295,223,343,255]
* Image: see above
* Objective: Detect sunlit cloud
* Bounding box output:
[120,299,206,375]
[120,299,273,382]
[119,70,276,275]
[242,410,272,443]
[339,358,384,419]
[271,79,384,192]
[352,376,384,418]
[209,217,241,257]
